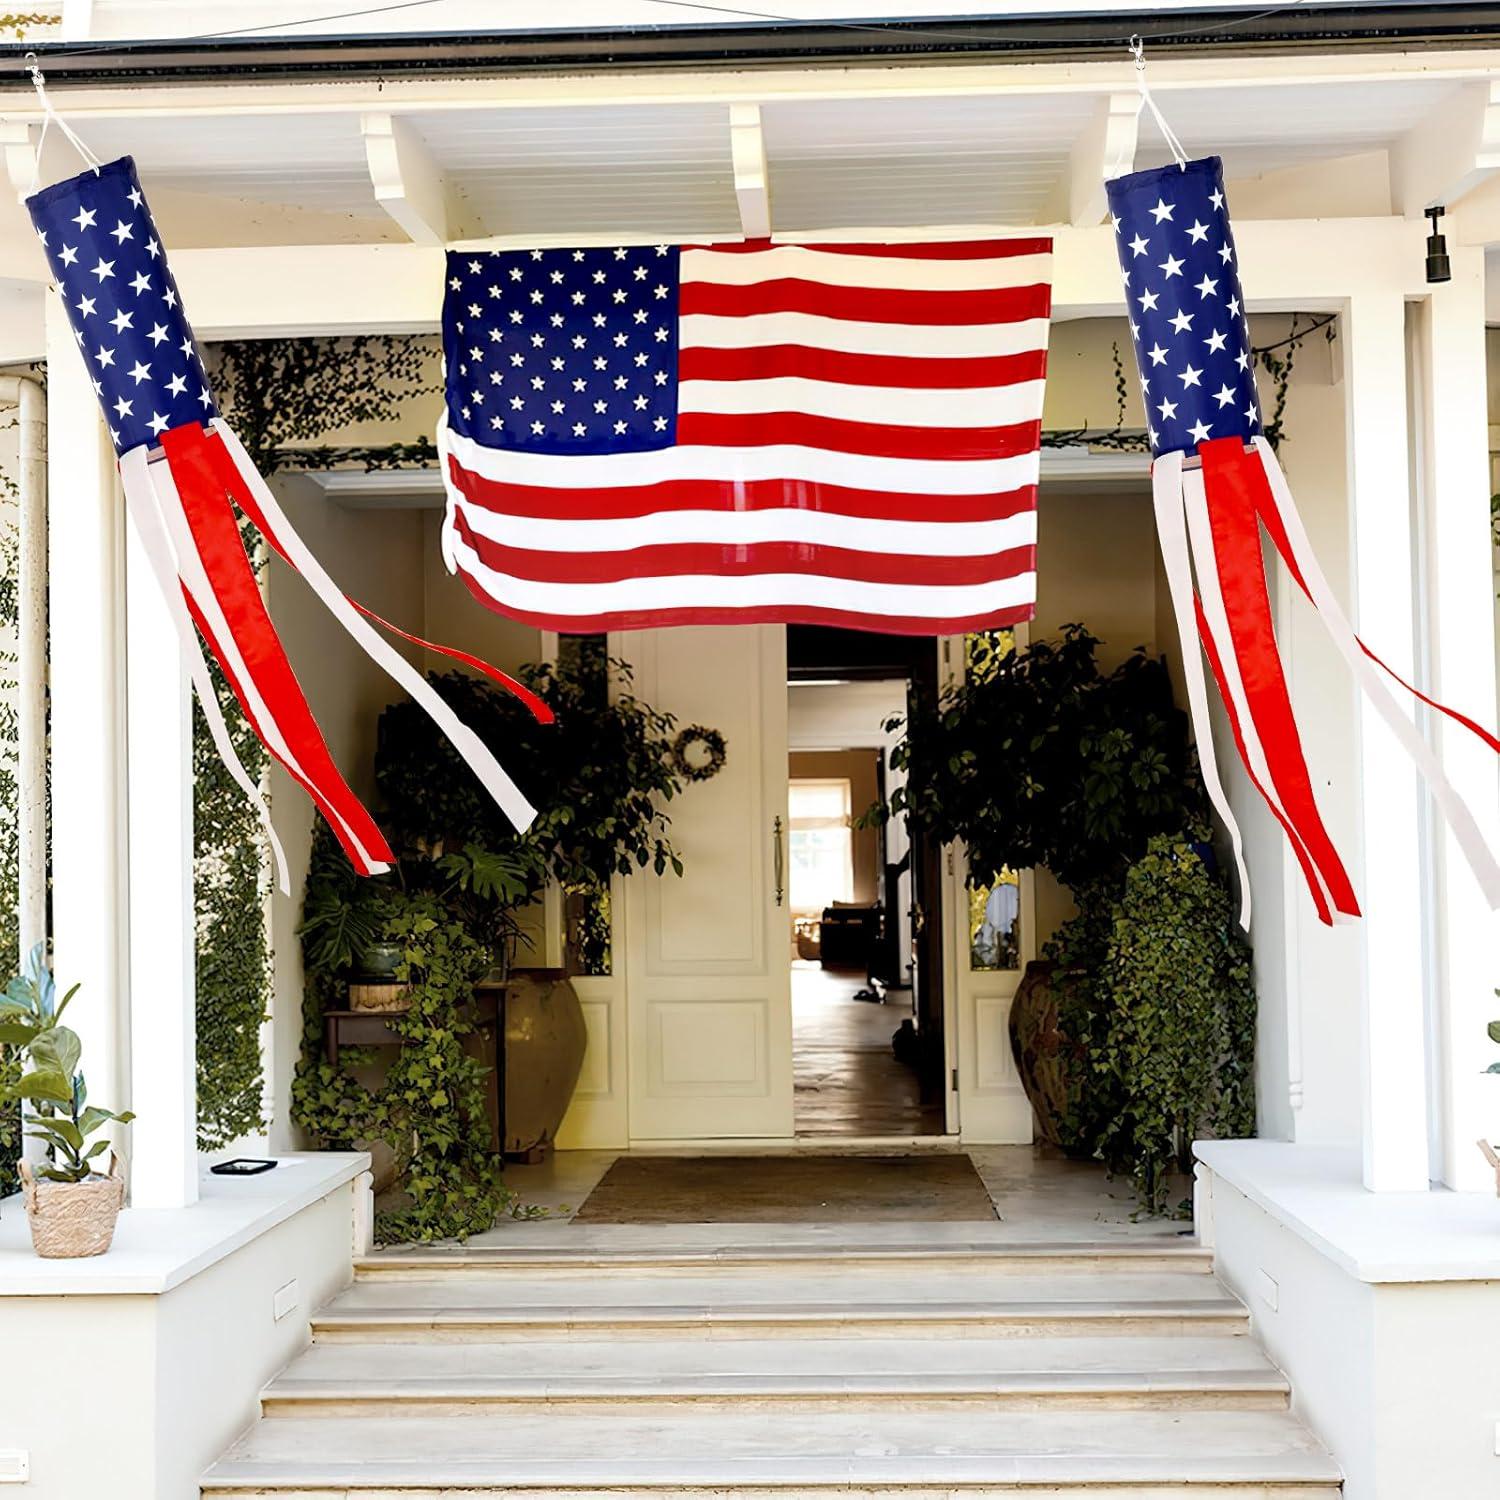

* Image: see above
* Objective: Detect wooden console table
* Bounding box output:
[322,984,505,1154]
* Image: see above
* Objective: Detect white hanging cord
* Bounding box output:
[23,53,103,194]
[1130,35,1189,170]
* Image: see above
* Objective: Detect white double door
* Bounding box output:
[618,624,794,1141]
[604,623,1032,1145]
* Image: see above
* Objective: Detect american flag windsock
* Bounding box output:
[28,157,552,886]
[1108,156,1500,928]
[436,237,1051,634]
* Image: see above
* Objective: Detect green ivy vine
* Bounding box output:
[291,879,530,1243]
[0,427,20,1195]
[192,334,440,1147]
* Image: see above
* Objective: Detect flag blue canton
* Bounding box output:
[442,245,681,455]
[26,156,216,457]
[1105,157,1261,461]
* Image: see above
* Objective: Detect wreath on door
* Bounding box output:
[670,725,727,783]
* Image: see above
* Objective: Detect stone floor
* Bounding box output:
[792,961,943,1137]
[472,1144,1183,1247]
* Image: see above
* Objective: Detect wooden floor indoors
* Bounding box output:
[792,961,943,1137]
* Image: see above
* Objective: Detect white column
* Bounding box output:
[124,491,198,1209]
[1416,252,1500,1192]
[1342,290,1431,1191]
[44,291,129,1150]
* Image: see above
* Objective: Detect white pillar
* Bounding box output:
[124,492,198,1209]
[1415,252,1500,1192]
[1342,290,1431,1191]
[44,291,129,1151]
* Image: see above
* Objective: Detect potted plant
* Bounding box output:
[0,945,135,1258]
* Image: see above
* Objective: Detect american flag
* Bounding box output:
[437,238,1052,635]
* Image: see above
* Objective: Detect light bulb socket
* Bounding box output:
[1425,206,1451,284]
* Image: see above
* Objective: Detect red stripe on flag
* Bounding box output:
[678,278,1050,326]
[451,508,1035,588]
[674,411,1041,461]
[677,344,1047,389]
[451,564,1036,637]
[689,238,1053,260]
[448,455,1036,524]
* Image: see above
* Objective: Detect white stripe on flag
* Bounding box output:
[680,246,1052,293]
[679,312,1051,359]
[451,491,1037,556]
[676,377,1046,428]
[444,425,1040,495]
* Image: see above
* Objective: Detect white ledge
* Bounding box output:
[0,1151,369,1296]
[1196,1140,1500,1285]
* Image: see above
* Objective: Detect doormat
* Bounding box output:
[571,1153,997,1223]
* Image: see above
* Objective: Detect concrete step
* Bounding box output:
[314,1268,1247,1342]
[356,1236,1213,1281]
[262,1333,1289,1415]
[200,1407,1342,1495]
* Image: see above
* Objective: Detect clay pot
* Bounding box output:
[1009,960,1069,1149]
[503,968,587,1156]
[19,1156,126,1258]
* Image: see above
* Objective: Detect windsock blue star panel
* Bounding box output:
[1105,156,1262,461]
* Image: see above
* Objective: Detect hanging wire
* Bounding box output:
[22,52,102,193]
[1129,33,1190,169]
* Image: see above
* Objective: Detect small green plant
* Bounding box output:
[0,946,134,1184]
[1486,993,1500,1074]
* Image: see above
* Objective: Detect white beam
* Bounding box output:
[1068,92,1141,227]
[729,102,771,240]
[361,112,452,245]
[123,480,197,1210]
[45,288,130,1163]
[1342,290,1431,1191]
[162,218,1425,340]
[1412,255,1500,1192]
[1390,79,1500,217]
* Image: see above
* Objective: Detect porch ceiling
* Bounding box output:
[3,54,1497,254]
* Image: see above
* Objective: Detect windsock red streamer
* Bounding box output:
[1111,157,1500,926]
[29,157,551,887]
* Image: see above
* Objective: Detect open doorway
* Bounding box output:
[786,627,947,1138]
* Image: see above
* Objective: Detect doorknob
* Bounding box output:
[773,816,785,907]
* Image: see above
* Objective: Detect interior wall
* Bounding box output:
[263,477,427,1151]
[789,748,881,905]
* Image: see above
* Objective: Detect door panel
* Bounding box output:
[620,625,793,1141]
[940,631,1037,1144]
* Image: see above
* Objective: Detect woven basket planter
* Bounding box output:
[18,1157,126,1259]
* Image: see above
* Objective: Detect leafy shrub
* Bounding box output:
[1072,835,1256,1215]
[885,625,1203,891]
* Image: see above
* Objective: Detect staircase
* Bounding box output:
[202,1235,1341,1496]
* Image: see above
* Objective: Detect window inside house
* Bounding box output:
[788,777,854,916]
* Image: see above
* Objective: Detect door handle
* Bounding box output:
[773,816,785,907]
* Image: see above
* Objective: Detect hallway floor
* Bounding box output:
[791,961,943,1137]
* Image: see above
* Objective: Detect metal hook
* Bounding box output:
[1129,34,1146,70]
